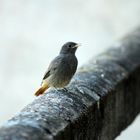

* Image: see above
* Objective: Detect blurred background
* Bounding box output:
[0,0,140,139]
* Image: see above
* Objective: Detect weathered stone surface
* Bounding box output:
[0,29,140,140]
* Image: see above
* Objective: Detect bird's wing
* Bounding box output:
[42,55,62,80]
[42,70,50,80]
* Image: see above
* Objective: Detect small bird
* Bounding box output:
[34,42,80,96]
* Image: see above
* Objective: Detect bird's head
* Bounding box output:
[60,42,80,54]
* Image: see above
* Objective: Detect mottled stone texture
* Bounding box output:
[0,29,140,140]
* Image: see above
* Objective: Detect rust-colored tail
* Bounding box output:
[34,83,49,96]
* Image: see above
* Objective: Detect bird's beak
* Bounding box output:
[73,43,81,48]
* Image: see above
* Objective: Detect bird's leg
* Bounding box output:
[52,87,68,92]
[51,87,58,92]
[62,87,68,92]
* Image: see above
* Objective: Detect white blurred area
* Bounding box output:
[0,0,140,139]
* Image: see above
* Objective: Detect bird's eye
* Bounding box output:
[68,45,71,48]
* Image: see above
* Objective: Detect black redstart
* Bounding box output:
[34,42,80,96]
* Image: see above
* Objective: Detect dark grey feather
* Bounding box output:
[43,56,62,80]
[42,42,79,87]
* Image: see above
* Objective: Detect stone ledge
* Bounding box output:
[0,28,140,140]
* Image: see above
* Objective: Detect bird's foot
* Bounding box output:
[62,87,68,92]
[52,87,68,92]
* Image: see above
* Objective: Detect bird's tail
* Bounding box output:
[34,83,49,96]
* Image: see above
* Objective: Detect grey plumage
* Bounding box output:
[35,41,79,96]
[42,42,78,87]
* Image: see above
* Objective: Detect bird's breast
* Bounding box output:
[45,54,78,88]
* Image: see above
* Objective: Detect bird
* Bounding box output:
[34,42,80,96]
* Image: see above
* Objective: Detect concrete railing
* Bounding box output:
[0,29,140,140]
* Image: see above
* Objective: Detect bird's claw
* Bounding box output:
[64,87,68,92]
